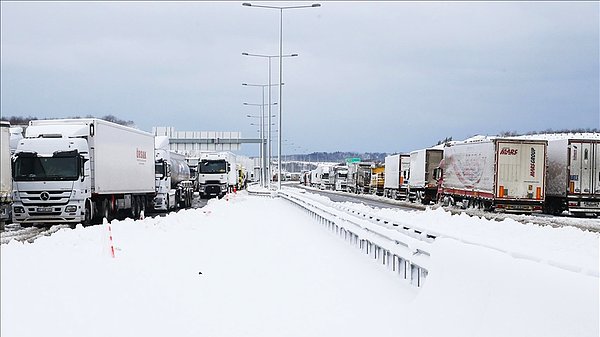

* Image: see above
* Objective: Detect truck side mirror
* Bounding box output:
[80,156,89,182]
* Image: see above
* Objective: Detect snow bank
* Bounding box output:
[2,192,598,337]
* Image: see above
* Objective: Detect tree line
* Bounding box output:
[1,115,135,127]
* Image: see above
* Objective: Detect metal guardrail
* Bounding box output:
[276,189,432,287]
[253,187,599,279]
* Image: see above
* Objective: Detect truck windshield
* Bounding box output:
[13,155,79,181]
[199,160,226,174]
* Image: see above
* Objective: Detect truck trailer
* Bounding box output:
[543,134,599,216]
[0,122,12,228]
[408,148,443,204]
[12,119,155,226]
[383,153,410,200]
[153,136,194,211]
[369,163,385,195]
[437,137,547,213]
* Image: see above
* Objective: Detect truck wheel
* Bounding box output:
[130,196,137,219]
[103,199,113,222]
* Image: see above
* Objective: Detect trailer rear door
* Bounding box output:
[569,140,599,196]
[495,141,546,200]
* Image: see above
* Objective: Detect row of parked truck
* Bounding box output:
[0,118,252,228]
[304,135,600,216]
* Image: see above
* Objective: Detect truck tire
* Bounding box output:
[103,199,113,222]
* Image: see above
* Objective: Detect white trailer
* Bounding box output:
[438,137,547,213]
[0,122,12,228]
[384,153,410,200]
[12,119,155,225]
[542,134,600,216]
[408,148,443,204]
[153,136,194,211]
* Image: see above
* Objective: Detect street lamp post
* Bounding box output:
[244,101,277,187]
[243,53,296,189]
[242,2,320,189]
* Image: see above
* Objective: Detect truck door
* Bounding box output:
[595,141,600,195]
[571,141,594,195]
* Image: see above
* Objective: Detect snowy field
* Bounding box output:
[1,191,598,337]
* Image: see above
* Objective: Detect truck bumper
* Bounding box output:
[12,201,85,225]
[153,196,168,211]
[199,184,227,196]
[12,200,85,224]
[567,197,600,215]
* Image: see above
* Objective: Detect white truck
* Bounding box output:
[153,136,194,211]
[437,137,547,213]
[346,162,372,194]
[332,165,348,191]
[197,151,236,198]
[312,164,333,190]
[384,153,410,200]
[11,119,155,226]
[1,121,12,228]
[408,148,444,204]
[542,134,599,216]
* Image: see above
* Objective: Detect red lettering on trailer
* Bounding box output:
[136,148,147,160]
[500,147,518,156]
[530,148,536,177]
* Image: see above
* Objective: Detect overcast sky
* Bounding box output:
[1,1,598,156]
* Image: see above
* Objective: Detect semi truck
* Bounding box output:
[436,137,547,213]
[346,162,373,194]
[197,151,236,198]
[11,118,155,226]
[542,134,599,216]
[409,148,443,204]
[314,164,333,190]
[153,136,194,211]
[332,165,349,191]
[383,153,410,200]
[1,122,12,229]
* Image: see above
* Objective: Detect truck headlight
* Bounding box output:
[65,205,78,212]
[221,185,227,191]
[13,206,25,214]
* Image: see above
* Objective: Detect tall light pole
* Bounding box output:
[244,101,277,187]
[242,2,320,189]
[243,53,296,189]
[242,82,278,187]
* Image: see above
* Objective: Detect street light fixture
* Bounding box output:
[243,2,320,189]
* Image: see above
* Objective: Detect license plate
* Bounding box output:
[583,202,599,207]
[37,207,52,212]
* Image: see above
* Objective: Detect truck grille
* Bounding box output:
[205,186,221,194]
[18,190,71,205]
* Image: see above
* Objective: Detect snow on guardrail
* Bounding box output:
[248,184,599,283]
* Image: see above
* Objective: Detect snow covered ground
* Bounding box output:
[1,191,598,337]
